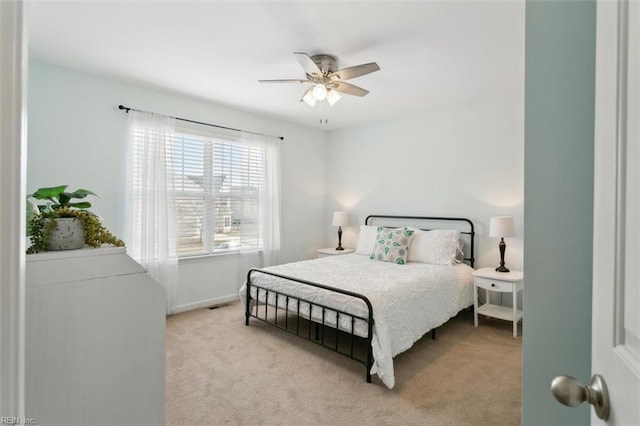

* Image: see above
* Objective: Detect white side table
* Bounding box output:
[473,267,524,337]
[317,247,354,257]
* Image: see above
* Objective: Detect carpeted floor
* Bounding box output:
[166,301,522,426]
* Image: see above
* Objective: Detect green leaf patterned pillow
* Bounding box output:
[369,226,415,265]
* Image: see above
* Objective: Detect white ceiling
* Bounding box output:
[27,0,525,130]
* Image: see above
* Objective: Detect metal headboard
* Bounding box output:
[364,215,475,267]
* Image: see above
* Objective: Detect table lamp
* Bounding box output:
[332,211,348,251]
[489,216,515,272]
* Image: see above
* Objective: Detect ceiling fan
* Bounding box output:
[259,52,380,107]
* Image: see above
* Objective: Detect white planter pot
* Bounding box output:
[47,218,85,251]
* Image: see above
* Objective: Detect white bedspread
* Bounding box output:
[239,254,474,389]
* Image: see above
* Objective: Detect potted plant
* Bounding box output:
[27,185,125,254]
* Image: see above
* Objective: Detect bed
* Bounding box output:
[240,215,475,389]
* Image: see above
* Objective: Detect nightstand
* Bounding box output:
[317,247,354,257]
[473,267,523,337]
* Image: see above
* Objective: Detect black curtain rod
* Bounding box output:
[118,105,284,141]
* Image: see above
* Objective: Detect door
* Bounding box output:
[592,0,640,423]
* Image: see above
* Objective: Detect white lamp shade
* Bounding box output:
[332,211,348,227]
[326,89,341,106]
[302,89,317,107]
[489,216,515,238]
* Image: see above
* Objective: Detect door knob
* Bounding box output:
[550,374,609,420]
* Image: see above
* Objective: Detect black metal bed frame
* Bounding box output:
[244,215,475,383]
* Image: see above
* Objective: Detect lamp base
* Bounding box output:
[336,225,344,251]
[496,238,510,272]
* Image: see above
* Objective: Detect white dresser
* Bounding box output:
[26,247,166,426]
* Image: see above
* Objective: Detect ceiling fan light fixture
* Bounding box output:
[302,89,317,107]
[326,89,341,106]
[312,84,328,101]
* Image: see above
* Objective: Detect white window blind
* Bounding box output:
[169,130,265,256]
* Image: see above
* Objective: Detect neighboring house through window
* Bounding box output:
[171,129,265,256]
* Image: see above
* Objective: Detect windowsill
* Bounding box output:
[178,249,262,264]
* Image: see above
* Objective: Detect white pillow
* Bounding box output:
[355,225,378,255]
[456,240,465,263]
[407,229,461,265]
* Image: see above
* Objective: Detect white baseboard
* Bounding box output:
[171,294,239,314]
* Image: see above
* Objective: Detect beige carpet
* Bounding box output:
[166,301,521,426]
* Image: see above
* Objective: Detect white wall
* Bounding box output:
[325,94,524,306]
[28,60,524,313]
[27,60,328,313]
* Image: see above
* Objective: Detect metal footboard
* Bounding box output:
[245,268,375,383]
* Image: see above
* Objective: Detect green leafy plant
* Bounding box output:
[25,198,40,236]
[31,185,96,211]
[27,185,125,254]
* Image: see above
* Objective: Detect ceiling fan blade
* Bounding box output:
[293,52,322,76]
[330,62,380,81]
[331,81,370,97]
[258,79,310,84]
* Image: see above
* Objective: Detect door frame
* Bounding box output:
[0,0,27,418]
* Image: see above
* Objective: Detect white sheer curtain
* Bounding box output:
[125,110,178,314]
[237,131,281,279]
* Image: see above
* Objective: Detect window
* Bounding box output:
[170,129,265,256]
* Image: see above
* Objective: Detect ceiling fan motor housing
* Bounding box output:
[310,54,338,75]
